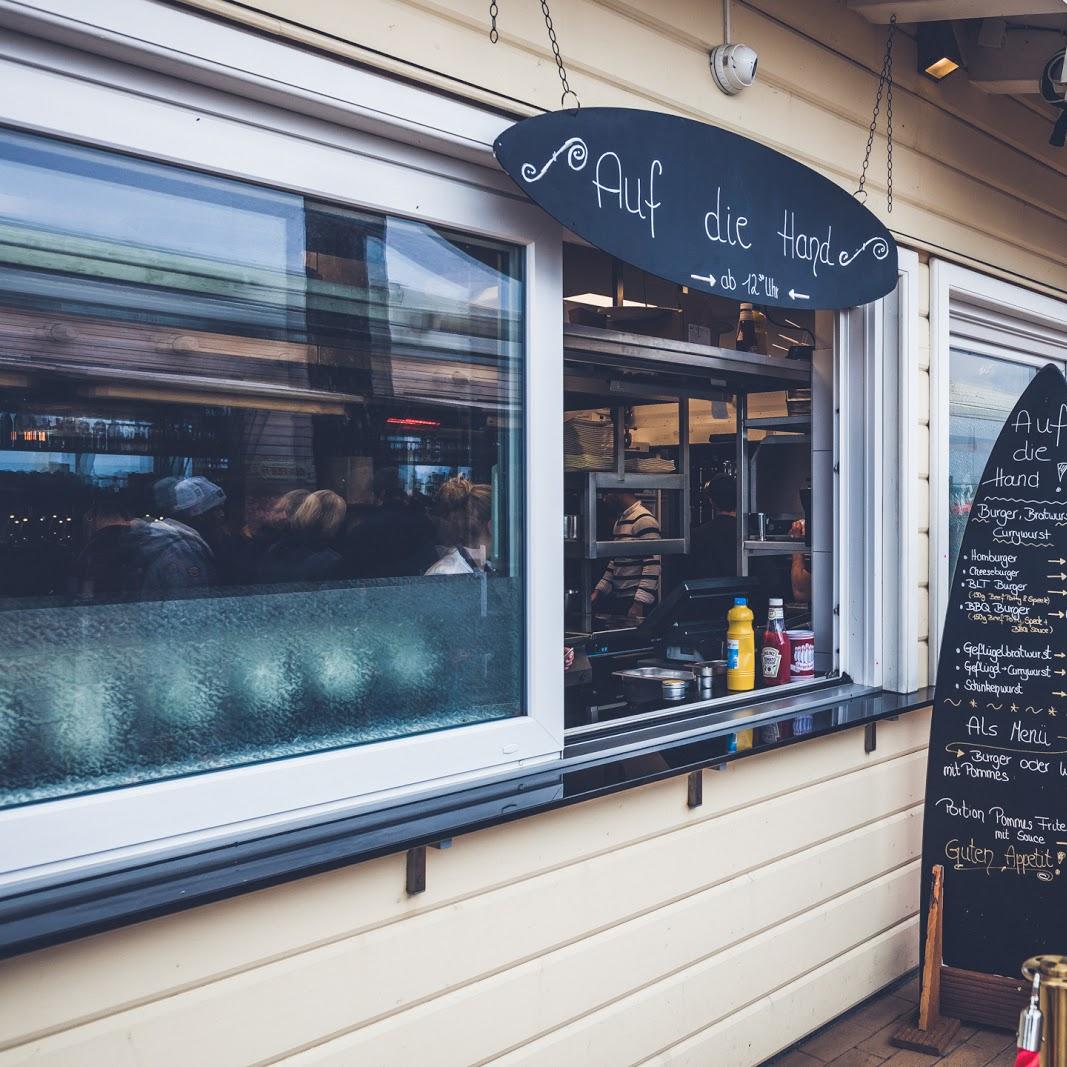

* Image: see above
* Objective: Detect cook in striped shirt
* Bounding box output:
[591,491,662,621]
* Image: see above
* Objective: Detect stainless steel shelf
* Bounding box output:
[747,415,811,431]
[742,540,811,556]
[566,538,688,559]
[564,325,809,390]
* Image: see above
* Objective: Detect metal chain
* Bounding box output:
[540,0,580,110]
[485,0,580,110]
[856,14,896,212]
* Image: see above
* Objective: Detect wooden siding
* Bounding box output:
[175,0,1067,296]
[0,711,930,1065]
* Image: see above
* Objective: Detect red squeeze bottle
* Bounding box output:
[760,598,791,687]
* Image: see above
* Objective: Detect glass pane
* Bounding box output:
[948,349,1036,577]
[624,401,680,473]
[0,128,524,807]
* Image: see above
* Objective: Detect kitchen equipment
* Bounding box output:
[695,663,715,699]
[614,666,695,704]
[564,514,580,540]
[786,629,815,679]
[661,678,689,701]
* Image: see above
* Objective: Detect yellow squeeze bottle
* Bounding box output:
[726,596,755,692]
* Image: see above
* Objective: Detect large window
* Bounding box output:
[0,128,525,807]
[933,262,1067,673]
[947,350,1037,578]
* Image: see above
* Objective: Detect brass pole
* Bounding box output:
[1024,956,1067,1066]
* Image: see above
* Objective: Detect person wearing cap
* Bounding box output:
[127,476,228,593]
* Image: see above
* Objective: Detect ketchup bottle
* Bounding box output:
[760,598,791,686]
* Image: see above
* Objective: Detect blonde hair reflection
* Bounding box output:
[291,490,347,541]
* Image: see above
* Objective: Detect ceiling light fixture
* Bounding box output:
[917,22,962,81]
[565,293,679,312]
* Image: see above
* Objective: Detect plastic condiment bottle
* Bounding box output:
[726,596,755,692]
[734,303,768,355]
[760,597,792,687]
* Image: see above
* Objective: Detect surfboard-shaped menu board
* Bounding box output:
[923,363,1067,979]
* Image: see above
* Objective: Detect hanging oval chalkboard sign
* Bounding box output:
[923,363,1067,981]
[494,108,898,311]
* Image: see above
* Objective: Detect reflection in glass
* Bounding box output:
[948,350,1036,577]
[0,128,525,806]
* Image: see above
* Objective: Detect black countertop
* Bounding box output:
[0,684,932,959]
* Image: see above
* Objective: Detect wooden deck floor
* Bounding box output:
[762,974,1017,1067]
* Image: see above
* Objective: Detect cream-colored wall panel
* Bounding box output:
[888,157,1066,282]
[919,475,931,534]
[919,263,931,319]
[0,756,926,1063]
[0,717,931,1049]
[917,426,931,480]
[918,368,931,427]
[916,315,931,367]
[919,586,930,643]
[174,0,1067,290]
[918,529,930,588]
[918,641,930,688]
[733,3,1066,228]
[473,866,919,1067]
[276,849,921,1066]
[639,921,919,1065]
[747,0,1067,177]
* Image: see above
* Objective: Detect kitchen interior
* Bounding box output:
[560,241,834,731]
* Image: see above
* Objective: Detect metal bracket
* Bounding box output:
[864,721,877,754]
[406,846,426,895]
[406,840,452,894]
[687,770,703,808]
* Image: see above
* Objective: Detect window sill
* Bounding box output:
[0,685,932,960]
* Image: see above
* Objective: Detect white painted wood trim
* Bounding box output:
[881,248,922,693]
[928,260,1067,677]
[0,0,509,163]
[0,21,566,880]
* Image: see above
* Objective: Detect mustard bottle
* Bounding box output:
[726,596,755,692]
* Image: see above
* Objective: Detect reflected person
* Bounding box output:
[128,476,227,592]
[425,476,493,575]
[258,489,347,582]
[239,489,310,581]
[345,467,437,579]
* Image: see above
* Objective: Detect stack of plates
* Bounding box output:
[564,416,614,472]
[629,456,676,473]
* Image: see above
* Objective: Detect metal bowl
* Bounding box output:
[661,678,690,701]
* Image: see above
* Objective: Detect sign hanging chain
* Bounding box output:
[487,1,580,110]
[855,14,896,212]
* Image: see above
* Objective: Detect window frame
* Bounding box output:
[929,260,1067,681]
[0,0,914,886]
[0,22,564,882]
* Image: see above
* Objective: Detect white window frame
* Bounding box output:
[0,9,564,881]
[930,260,1067,679]
[837,247,923,693]
[0,0,913,883]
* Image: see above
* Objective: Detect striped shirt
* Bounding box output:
[595,502,662,607]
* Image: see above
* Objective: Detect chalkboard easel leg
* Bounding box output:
[890,865,961,1055]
